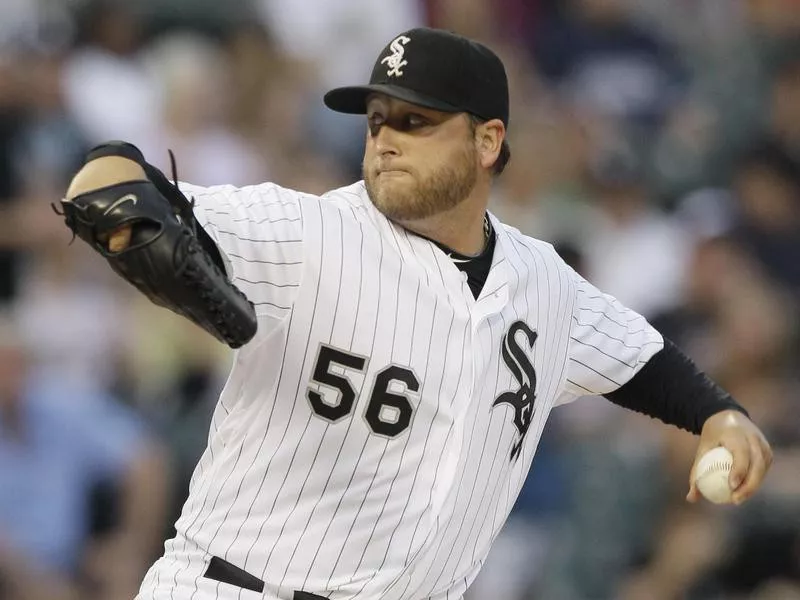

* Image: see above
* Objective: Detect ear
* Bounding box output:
[474,119,505,170]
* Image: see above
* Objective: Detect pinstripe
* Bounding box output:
[399,310,507,600]
[199,203,299,216]
[405,232,432,289]
[233,201,325,573]
[401,307,457,562]
[234,277,299,287]
[567,378,595,394]
[570,358,622,385]
[275,210,346,585]
[414,311,511,594]
[384,312,467,596]
[230,215,301,225]
[225,252,302,265]
[170,192,307,599]
[272,213,352,584]
[383,308,460,600]
[205,190,300,212]
[431,407,506,593]
[323,227,388,587]
[571,315,643,347]
[492,236,540,544]
[183,433,248,596]
[349,282,424,599]
[251,300,291,310]
[575,306,634,329]
[367,292,440,579]
[429,242,528,591]
[460,427,513,583]
[297,218,366,590]
[197,199,311,552]
[214,230,302,243]
[348,265,412,569]
[177,393,244,597]
[504,241,567,495]
[258,411,318,574]
[199,204,300,223]
[569,336,636,368]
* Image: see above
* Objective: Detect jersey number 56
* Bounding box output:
[306,344,420,438]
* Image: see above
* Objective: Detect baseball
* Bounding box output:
[694,447,735,504]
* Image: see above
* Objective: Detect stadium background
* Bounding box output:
[0,0,799,598]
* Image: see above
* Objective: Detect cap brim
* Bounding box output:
[323,84,461,115]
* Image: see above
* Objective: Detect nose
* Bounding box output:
[372,124,400,157]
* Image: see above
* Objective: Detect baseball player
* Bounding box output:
[57,27,771,600]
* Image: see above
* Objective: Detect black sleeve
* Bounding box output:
[603,338,749,434]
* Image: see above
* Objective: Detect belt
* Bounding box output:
[204,556,328,599]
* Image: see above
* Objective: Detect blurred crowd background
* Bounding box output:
[0,0,798,598]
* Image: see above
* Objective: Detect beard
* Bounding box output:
[363,143,479,222]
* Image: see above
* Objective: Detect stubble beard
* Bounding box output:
[363,144,479,222]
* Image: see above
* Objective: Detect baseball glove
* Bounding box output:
[54,142,258,349]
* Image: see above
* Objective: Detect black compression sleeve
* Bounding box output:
[603,338,749,434]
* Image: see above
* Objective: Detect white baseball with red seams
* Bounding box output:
[694,447,735,504]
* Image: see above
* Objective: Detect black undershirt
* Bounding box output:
[430,215,496,299]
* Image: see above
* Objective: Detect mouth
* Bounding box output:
[377,169,409,177]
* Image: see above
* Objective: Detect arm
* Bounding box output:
[603,338,747,435]
[65,151,223,269]
[564,268,772,504]
[60,141,306,343]
[604,339,772,504]
[59,142,257,347]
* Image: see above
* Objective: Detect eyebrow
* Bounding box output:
[366,104,456,124]
[367,97,437,115]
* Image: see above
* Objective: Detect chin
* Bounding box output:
[377,197,441,223]
[367,176,409,212]
[373,192,413,220]
[365,171,455,222]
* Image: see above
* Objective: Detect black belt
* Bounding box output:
[204,556,328,599]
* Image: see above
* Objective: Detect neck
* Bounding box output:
[399,182,491,255]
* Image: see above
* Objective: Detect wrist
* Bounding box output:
[700,406,750,432]
[66,156,147,201]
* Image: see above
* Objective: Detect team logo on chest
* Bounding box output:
[381,35,411,77]
[492,321,538,462]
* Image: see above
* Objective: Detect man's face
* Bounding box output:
[362,95,479,222]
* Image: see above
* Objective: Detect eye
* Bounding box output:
[404,114,429,130]
[367,113,385,136]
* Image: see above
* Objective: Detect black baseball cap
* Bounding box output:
[324,27,509,127]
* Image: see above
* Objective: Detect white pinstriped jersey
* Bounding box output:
[137,180,663,600]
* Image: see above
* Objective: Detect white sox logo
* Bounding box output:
[492,321,538,462]
[381,35,411,77]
